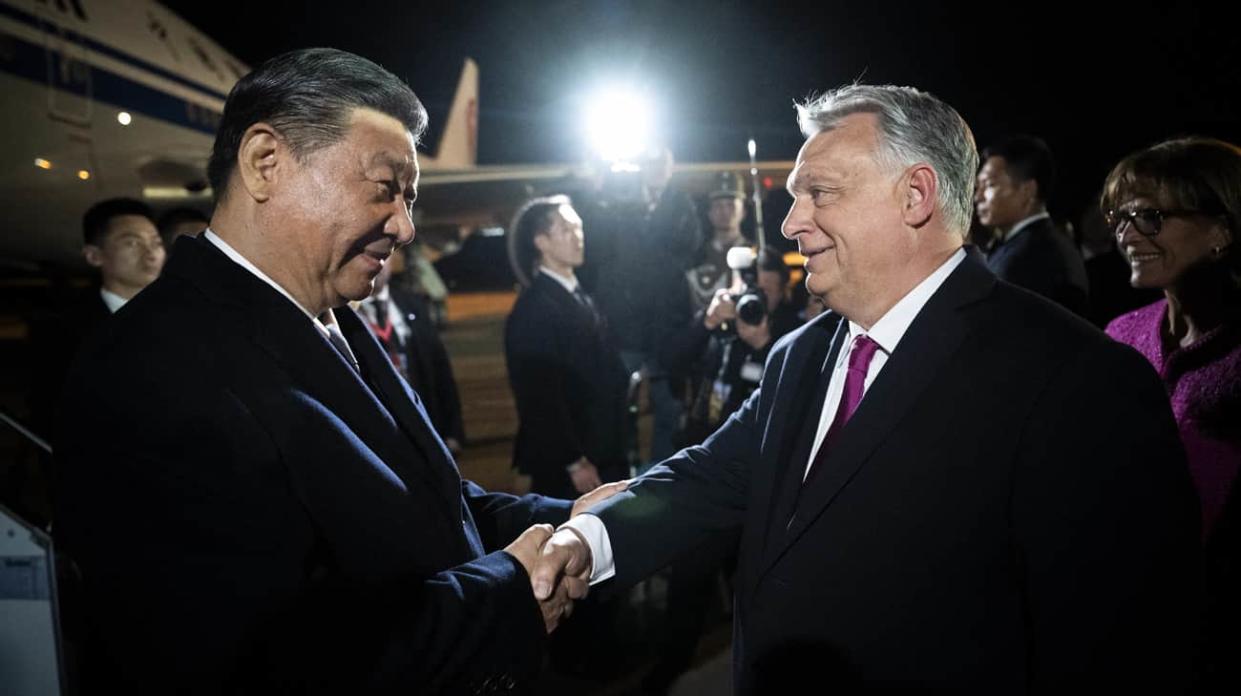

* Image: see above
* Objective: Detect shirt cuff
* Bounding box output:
[559,513,615,584]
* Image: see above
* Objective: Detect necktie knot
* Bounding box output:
[847,334,881,375]
[803,333,882,485]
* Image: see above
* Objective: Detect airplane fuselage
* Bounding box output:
[0,0,237,266]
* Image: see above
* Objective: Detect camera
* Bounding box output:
[726,246,767,326]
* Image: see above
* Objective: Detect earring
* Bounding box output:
[1212,246,1225,257]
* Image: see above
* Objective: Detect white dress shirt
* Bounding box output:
[803,247,966,478]
[538,265,579,294]
[99,288,128,314]
[566,247,968,583]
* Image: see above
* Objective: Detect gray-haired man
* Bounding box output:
[533,85,1199,693]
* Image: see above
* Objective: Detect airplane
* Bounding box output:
[0,0,793,269]
[0,0,236,266]
[0,0,484,267]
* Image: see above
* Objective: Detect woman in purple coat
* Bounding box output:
[1101,137,1240,692]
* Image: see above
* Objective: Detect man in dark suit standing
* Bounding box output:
[30,198,165,440]
[503,196,634,679]
[534,85,1199,693]
[54,48,620,694]
[975,135,1089,315]
[58,197,166,355]
[504,195,631,500]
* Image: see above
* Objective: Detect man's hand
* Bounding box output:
[506,524,585,633]
[567,457,602,494]
[538,569,587,633]
[704,288,738,330]
[504,524,554,578]
[736,314,772,351]
[571,479,630,518]
[531,528,594,605]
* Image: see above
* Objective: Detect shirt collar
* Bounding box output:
[839,248,967,364]
[99,288,127,314]
[538,265,579,294]
[203,229,334,337]
[1003,211,1051,242]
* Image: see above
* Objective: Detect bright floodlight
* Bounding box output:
[585,88,652,163]
[747,138,756,158]
[117,111,132,126]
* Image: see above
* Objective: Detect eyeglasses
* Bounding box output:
[1104,207,1213,237]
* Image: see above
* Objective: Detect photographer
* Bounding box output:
[681,248,800,445]
[651,172,753,430]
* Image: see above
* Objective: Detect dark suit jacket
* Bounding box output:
[592,253,1199,693]
[986,216,1089,316]
[504,273,631,498]
[29,287,112,440]
[54,236,571,694]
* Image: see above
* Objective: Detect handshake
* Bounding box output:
[503,480,629,633]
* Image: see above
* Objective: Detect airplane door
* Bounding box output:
[35,1,93,127]
[32,1,99,201]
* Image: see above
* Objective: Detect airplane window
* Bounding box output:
[188,38,224,82]
[146,11,181,62]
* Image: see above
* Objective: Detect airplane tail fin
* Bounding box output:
[424,58,478,170]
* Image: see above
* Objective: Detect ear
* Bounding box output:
[235,123,283,203]
[1018,178,1040,205]
[532,232,550,258]
[902,164,937,228]
[82,244,104,268]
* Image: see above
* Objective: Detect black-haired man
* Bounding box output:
[29,198,164,438]
[975,135,1088,314]
[55,48,620,693]
[81,197,165,316]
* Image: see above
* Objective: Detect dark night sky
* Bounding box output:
[162,0,1241,221]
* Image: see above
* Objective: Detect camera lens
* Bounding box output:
[736,291,767,325]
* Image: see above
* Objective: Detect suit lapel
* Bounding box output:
[535,273,596,330]
[172,237,461,523]
[751,316,844,551]
[336,306,462,507]
[765,255,996,570]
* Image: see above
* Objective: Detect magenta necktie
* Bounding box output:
[806,334,881,481]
